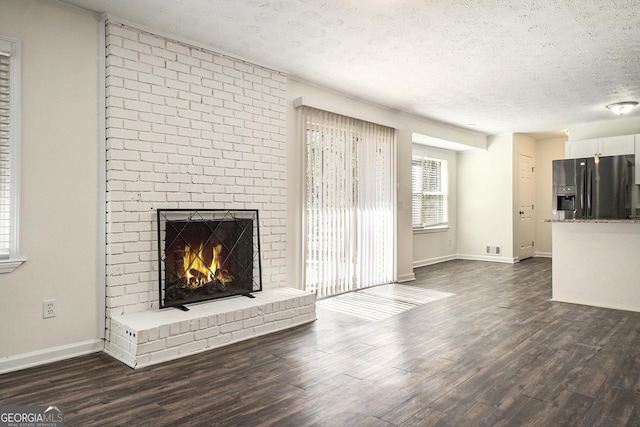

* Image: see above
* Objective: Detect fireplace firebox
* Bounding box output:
[157,209,262,310]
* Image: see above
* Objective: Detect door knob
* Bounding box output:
[519,210,525,215]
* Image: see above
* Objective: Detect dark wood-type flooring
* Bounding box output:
[3,258,640,426]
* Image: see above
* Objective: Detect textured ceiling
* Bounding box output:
[60,0,640,137]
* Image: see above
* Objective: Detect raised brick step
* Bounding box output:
[105,287,316,368]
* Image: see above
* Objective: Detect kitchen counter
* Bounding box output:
[552,221,640,312]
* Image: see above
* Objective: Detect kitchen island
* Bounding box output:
[552,219,640,312]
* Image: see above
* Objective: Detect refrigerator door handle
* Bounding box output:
[581,167,586,217]
[587,168,593,217]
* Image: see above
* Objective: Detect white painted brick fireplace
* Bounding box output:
[102,20,315,367]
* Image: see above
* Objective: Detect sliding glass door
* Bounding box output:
[300,106,396,298]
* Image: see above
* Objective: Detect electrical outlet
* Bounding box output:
[43,300,56,319]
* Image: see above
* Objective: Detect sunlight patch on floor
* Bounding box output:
[316,284,454,322]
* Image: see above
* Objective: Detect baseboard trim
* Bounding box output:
[456,254,516,264]
[0,339,104,375]
[397,272,416,282]
[413,255,457,269]
[535,252,552,258]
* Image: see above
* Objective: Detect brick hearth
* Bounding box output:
[106,288,316,368]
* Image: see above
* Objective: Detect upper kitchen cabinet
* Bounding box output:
[565,138,598,158]
[565,134,635,159]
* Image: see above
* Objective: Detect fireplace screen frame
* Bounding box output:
[157,209,263,309]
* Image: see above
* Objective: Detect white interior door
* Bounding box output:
[519,153,535,260]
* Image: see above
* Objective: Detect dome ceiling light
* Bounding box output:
[606,101,639,115]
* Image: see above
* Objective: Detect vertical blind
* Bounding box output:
[412,157,448,228]
[0,51,11,257]
[301,106,396,298]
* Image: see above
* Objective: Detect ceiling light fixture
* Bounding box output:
[606,101,638,116]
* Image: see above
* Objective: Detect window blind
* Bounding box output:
[412,157,448,228]
[0,52,11,257]
[301,106,396,298]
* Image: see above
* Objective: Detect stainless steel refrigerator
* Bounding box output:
[552,155,634,220]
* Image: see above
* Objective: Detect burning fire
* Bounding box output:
[182,243,234,289]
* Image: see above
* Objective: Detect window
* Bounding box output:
[412,156,448,229]
[0,36,23,272]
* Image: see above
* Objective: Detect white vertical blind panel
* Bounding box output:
[0,54,11,257]
[302,106,395,298]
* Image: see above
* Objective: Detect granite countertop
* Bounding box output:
[544,218,640,223]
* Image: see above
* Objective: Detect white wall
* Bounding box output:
[421,131,562,262]
[0,1,101,362]
[534,137,566,255]
[103,20,288,317]
[412,145,458,267]
[457,133,515,262]
[286,79,486,285]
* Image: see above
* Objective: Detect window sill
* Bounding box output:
[0,258,26,273]
[413,225,450,234]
